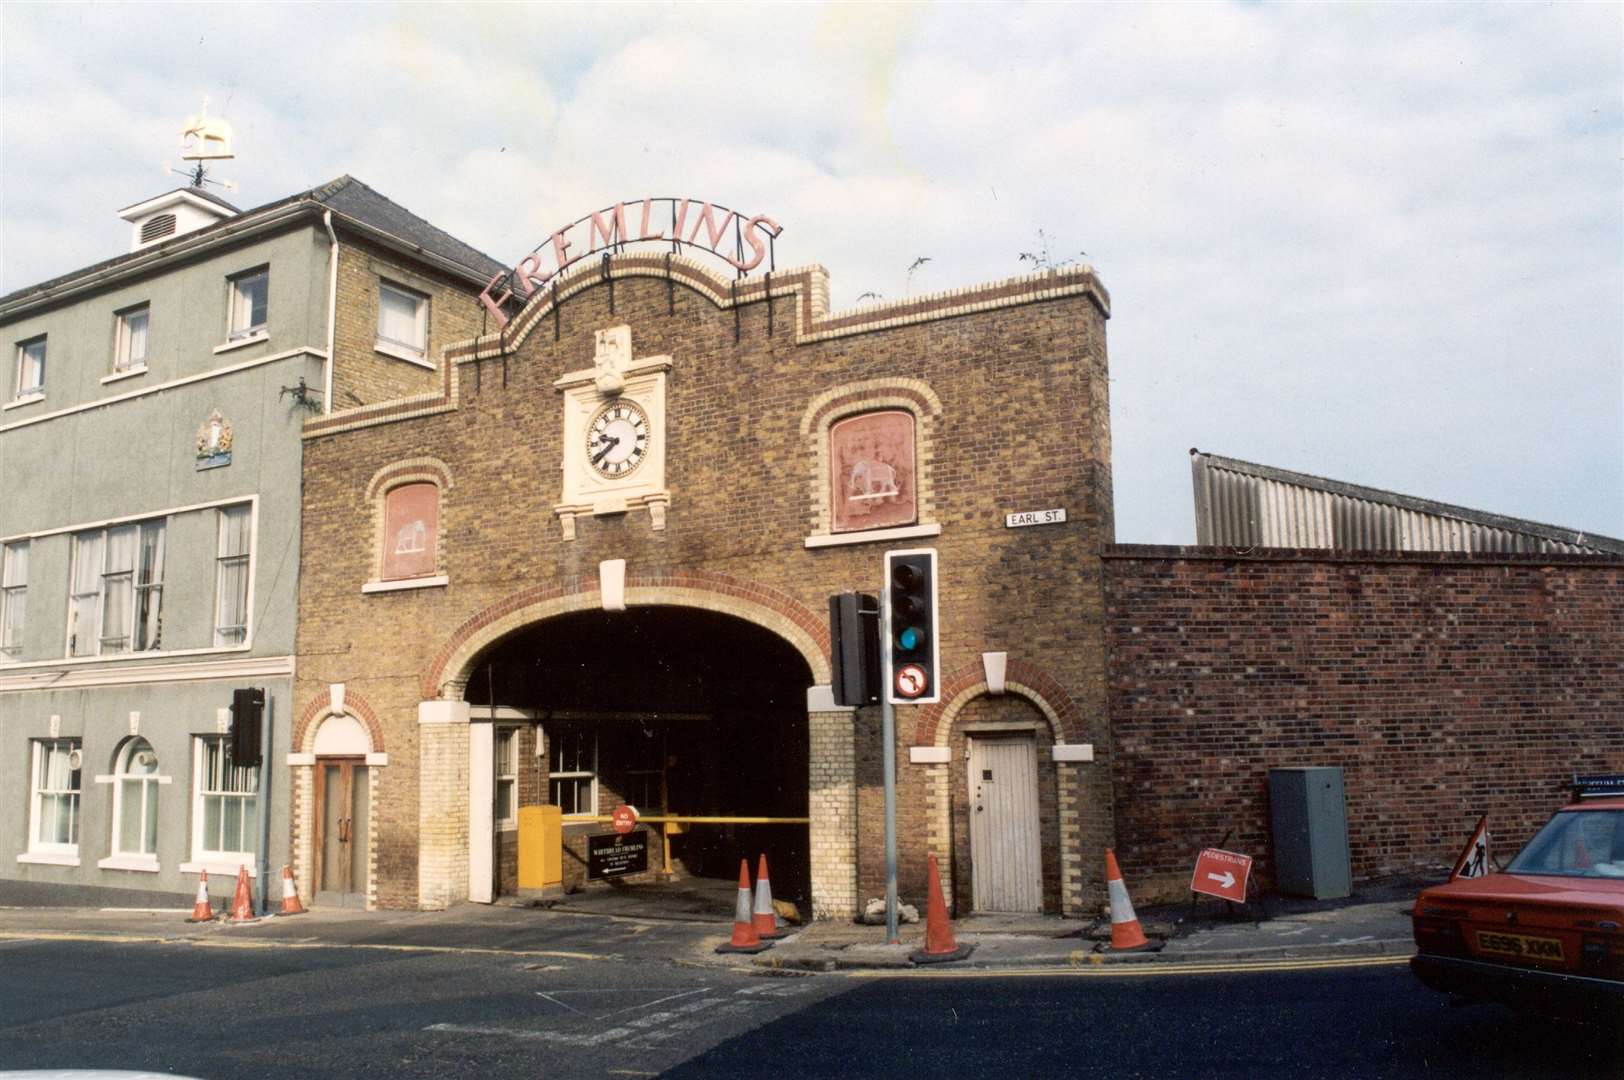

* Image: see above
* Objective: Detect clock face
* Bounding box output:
[587,399,650,478]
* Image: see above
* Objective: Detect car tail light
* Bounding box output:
[1413,917,1468,957]
[1579,933,1624,977]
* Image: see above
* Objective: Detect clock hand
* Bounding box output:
[591,436,619,465]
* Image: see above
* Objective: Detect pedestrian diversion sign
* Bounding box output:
[1190,848,1253,903]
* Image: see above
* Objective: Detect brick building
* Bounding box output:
[292,226,1117,918]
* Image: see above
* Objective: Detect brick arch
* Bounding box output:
[421,570,832,700]
[913,658,1084,748]
[364,456,454,502]
[293,690,387,755]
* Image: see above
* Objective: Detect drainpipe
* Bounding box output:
[322,210,338,415]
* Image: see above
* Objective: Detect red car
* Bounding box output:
[1410,775,1624,1024]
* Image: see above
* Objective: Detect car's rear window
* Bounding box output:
[1505,808,1624,879]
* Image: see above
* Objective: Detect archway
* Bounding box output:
[464,606,816,905]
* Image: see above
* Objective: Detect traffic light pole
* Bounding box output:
[256,696,273,915]
[879,583,900,944]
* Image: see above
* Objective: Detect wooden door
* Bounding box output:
[314,758,369,908]
[968,737,1042,912]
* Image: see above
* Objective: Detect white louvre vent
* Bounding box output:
[140,213,177,244]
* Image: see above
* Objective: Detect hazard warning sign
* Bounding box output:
[1190,848,1253,903]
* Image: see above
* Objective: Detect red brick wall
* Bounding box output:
[1102,546,1624,902]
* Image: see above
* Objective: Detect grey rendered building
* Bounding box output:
[1,177,500,907]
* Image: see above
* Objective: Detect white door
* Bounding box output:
[969,737,1042,912]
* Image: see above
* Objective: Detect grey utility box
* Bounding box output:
[1268,767,1352,899]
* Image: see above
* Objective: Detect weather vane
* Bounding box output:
[164,96,238,193]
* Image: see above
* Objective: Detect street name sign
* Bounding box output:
[1190,848,1253,903]
[1005,508,1066,528]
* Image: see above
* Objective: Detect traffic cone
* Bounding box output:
[715,859,771,954]
[752,855,786,940]
[186,869,214,923]
[226,865,258,923]
[910,852,974,964]
[278,865,307,916]
[1105,848,1153,952]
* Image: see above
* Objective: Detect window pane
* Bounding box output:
[498,779,515,822]
[204,794,222,851]
[69,533,103,657]
[2,542,25,587]
[127,310,148,363]
[222,797,242,852]
[17,339,45,394]
[379,285,424,349]
[232,272,268,334]
[143,781,159,854]
[239,795,258,852]
[120,779,143,852]
[0,543,24,657]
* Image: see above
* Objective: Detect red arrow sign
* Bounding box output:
[1190,848,1252,903]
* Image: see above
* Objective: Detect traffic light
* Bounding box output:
[886,549,938,704]
[829,592,880,706]
[230,687,266,768]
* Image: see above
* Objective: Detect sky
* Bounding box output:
[3,2,1620,543]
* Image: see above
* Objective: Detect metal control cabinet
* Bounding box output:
[1268,767,1352,899]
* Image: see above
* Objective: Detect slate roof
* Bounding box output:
[116,185,242,215]
[2,176,506,311]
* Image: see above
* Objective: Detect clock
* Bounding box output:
[587,398,650,478]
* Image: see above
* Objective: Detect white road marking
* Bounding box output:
[600,987,711,1018]
[535,992,582,1014]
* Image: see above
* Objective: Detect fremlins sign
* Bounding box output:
[479,197,783,327]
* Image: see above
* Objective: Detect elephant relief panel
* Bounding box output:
[830,410,917,533]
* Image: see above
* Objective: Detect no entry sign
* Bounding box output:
[1191,848,1253,903]
[611,804,640,835]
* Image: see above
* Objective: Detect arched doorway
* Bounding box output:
[464,606,815,905]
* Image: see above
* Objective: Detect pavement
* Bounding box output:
[0,874,1423,975]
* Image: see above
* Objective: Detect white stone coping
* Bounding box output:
[3,393,45,411]
[97,854,161,873]
[362,574,448,594]
[804,522,941,549]
[15,851,79,867]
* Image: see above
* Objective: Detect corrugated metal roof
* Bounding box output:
[1190,450,1624,556]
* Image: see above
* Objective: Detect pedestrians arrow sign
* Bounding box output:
[1191,848,1252,903]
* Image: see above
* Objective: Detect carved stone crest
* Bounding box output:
[593,325,632,395]
[196,408,234,470]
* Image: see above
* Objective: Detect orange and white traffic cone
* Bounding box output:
[1105,848,1154,952]
[226,865,258,923]
[715,859,771,954]
[751,855,786,940]
[186,869,214,923]
[278,865,307,916]
[910,852,974,964]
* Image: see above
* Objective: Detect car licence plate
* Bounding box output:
[1474,930,1564,962]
